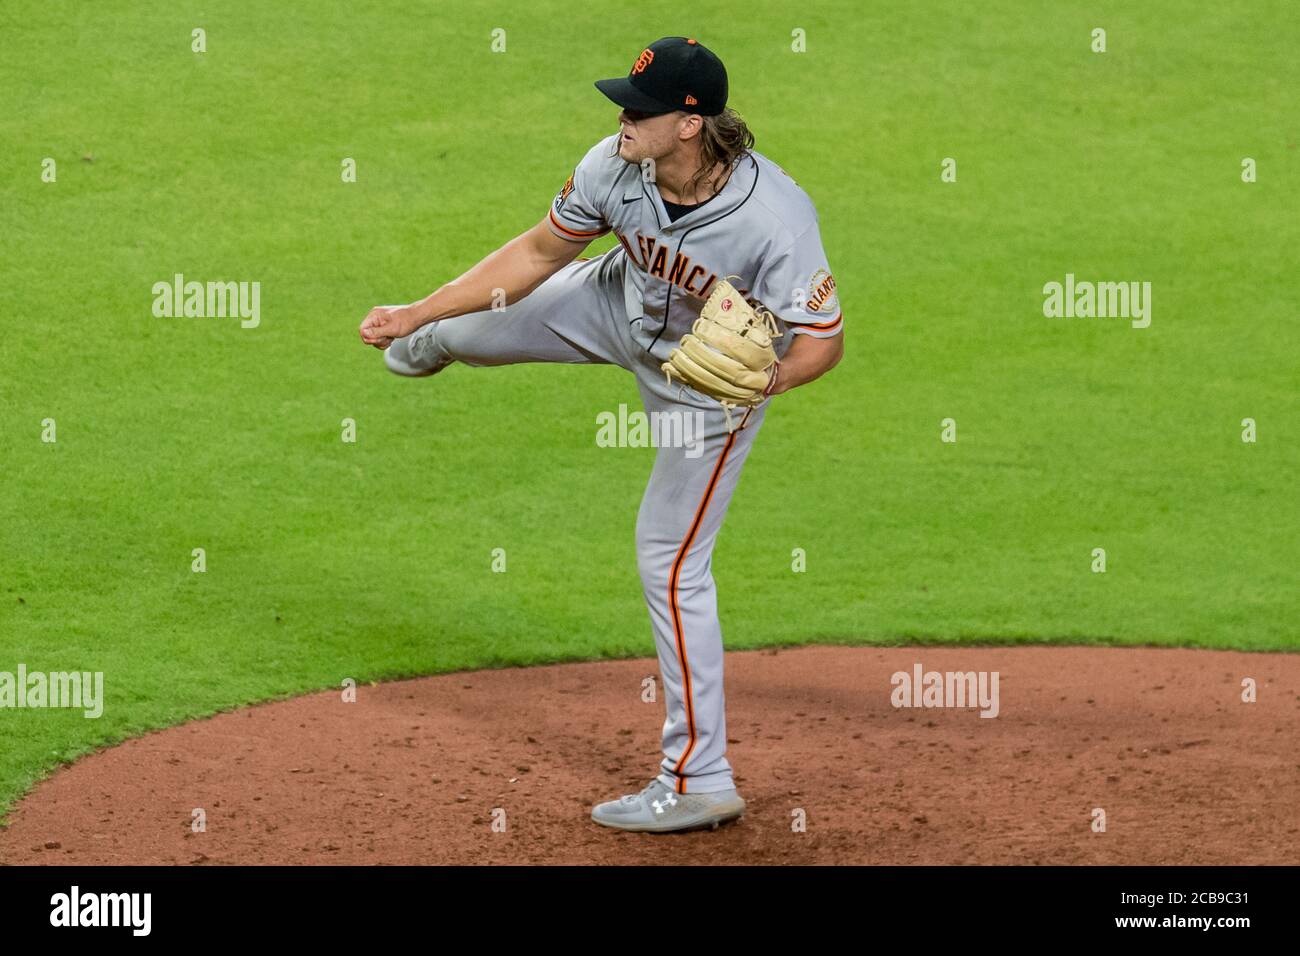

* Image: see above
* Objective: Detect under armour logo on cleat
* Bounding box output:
[651,792,679,815]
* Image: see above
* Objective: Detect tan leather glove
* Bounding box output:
[662,278,781,430]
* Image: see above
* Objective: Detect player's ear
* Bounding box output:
[677,112,703,141]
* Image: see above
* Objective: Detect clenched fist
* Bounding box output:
[359,305,420,349]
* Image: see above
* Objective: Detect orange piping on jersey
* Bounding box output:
[797,311,843,331]
[668,429,738,793]
[547,209,608,239]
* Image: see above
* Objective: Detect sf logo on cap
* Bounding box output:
[632,49,654,74]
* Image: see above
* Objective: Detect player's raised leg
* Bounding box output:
[385,252,631,377]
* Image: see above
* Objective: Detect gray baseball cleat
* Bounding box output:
[590,778,746,833]
[383,327,452,378]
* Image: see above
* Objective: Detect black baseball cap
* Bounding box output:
[595,37,728,116]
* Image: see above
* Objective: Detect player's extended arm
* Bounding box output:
[359,216,589,348]
[768,330,844,395]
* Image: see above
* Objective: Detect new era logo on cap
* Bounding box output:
[595,36,728,116]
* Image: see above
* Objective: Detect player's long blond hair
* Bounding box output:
[686,108,755,199]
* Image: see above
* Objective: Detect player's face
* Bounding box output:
[617,109,689,163]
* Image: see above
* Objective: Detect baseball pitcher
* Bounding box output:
[359,36,844,833]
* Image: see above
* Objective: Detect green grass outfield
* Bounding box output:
[1,1,1296,820]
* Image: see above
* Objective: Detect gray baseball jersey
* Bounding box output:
[548,133,843,361]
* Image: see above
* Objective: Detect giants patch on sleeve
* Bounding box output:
[554,171,576,211]
[805,269,838,317]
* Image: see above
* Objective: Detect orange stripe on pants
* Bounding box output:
[667,429,738,792]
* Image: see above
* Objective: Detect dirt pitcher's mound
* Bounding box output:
[2,645,1297,865]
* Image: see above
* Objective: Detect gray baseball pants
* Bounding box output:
[386,249,767,794]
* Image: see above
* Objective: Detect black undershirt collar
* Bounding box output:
[661,191,717,223]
